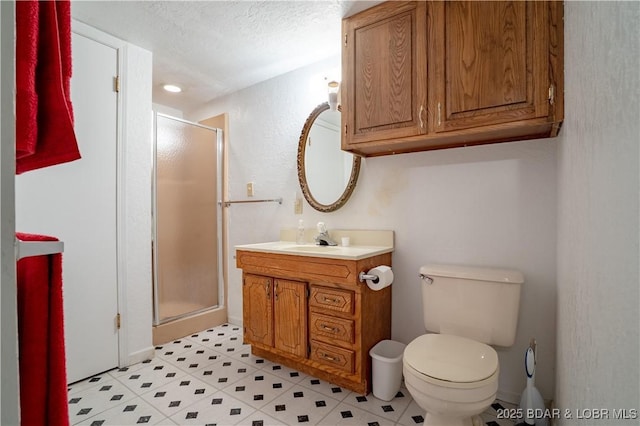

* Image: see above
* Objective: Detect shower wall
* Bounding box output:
[153,114,223,330]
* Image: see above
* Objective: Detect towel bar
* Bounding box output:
[221,198,282,207]
[15,240,64,260]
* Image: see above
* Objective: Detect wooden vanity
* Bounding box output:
[236,236,393,394]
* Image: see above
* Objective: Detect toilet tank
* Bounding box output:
[420,264,523,347]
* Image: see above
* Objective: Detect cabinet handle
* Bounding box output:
[437,102,442,127]
[265,281,270,298]
[419,105,425,129]
[323,296,339,304]
[320,352,338,362]
[321,324,338,333]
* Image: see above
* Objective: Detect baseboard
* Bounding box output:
[153,307,227,345]
[497,389,521,405]
[227,315,242,328]
[123,346,155,367]
[497,389,554,410]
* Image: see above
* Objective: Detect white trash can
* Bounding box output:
[369,339,406,401]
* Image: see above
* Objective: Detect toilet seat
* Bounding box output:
[404,334,498,386]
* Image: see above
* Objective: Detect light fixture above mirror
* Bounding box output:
[327,80,340,111]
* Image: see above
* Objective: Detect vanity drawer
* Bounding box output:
[309,313,354,344]
[310,340,355,374]
[309,286,354,314]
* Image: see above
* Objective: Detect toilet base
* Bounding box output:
[404,365,497,425]
[423,412,484,426]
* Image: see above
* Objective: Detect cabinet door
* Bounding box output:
[242,274,273,346]
[430,1,549,133]
[274,279,307,358]
[342,1,427,147]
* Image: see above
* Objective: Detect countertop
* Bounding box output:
[235,240,393,261]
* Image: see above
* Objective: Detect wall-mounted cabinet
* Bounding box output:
[341,0,564,156]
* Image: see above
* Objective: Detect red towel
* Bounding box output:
[16,233,69,426]
[15,0,39,159]
[16,0,80,175]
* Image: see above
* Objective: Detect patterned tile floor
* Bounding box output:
[67,324,517,425]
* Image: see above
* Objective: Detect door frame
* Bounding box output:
[199,113,229,324]
[151,114,225,325]
[1,1,20,423]
[150,113,229,345]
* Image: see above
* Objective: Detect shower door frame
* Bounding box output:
[151,113,225,326]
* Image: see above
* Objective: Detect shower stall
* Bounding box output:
[152,113,224,342]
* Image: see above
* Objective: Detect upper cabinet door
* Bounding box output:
[342,1,427,148]
[430,1,549,133]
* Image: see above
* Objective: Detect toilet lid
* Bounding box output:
[404,334,498,383]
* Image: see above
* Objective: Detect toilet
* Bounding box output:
[403,264,523,426]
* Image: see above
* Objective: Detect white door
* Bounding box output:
[15,32,119,384]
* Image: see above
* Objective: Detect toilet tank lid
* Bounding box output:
[420,264,524,284]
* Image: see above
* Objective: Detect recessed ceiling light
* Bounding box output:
[163,84,182,93]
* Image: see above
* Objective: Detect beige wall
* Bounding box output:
[185,3,640,407]
[188,54,558,402]
[556,2,639,423]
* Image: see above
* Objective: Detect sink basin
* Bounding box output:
[281,245,341,253]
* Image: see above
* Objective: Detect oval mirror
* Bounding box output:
[297,102,361,212]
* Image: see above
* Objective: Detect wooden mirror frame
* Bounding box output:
[297,102,361,213]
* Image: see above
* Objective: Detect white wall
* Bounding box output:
[120,43,154,365]
[556,2,639,423]
[153,102,183,118]
[189,56,558,402]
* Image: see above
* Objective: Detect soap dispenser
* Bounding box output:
[296,219,305,245]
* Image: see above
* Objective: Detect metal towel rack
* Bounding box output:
[15,239,64,260]
[221,198,282,207]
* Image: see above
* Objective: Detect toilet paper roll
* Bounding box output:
[366,265,394,291]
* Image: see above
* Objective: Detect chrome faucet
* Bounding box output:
[314,222,338,246]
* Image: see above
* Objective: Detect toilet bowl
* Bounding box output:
[403,264,523,426]
[403,334,499,426]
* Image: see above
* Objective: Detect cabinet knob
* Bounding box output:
[320,352,338,362]
[321,324,338,333]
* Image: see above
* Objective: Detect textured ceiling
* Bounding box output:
[71,1,381,112]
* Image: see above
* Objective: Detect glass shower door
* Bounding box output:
[153,113,222,325]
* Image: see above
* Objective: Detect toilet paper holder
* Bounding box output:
[358,271,379,283]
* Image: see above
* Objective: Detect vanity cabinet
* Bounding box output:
[237,249,392,394]
[341,0,564,156]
